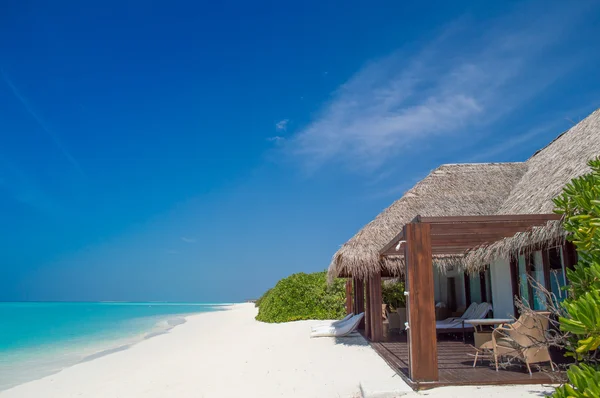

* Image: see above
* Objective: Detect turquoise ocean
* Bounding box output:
[0,302,226,391]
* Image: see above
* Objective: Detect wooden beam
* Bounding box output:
[369,273,383,342]
[430,235,517,245]
[365,278,372,340]
[464,273,471,306]
[382,215,564,257]
[525,254,535,309]
[345,279,353,315]
[541,250,552,293]
[509,256,519,317]
[404,222,438,382]
[563,242,578,270]
[379,230,405,256]
[419,214,562,223]
[480,271,487,303]
[429,220,558,234]
[353,278,365,329]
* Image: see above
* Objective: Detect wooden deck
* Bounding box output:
[369,332,566,390]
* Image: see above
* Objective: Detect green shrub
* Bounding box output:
[255,271,347,323]
[254,288,271,308]
[382,280,405,310]
[553,157,600,398]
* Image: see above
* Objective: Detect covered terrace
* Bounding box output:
[346,213,567,389]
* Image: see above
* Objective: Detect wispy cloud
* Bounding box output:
[267,136,285,144]
[287,1,592,172]
[1,70,84,176]
[275,119,289,132]
[466,125,551,163]
[181,237,196,243]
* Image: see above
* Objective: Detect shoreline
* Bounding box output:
[0,304,555,398]
[0,306,231,392]
[0,303,401,398]
[77,304,236,365]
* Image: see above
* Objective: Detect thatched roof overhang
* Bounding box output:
[328,163,528,281]
[380,214,563,271]
[463,219,566,273]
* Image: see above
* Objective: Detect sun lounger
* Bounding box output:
[436,303,493,341]
[311,313,354,331]
[436,302,478,326]
[310,313,365,338]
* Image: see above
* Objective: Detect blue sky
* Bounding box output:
[1,0,599,302]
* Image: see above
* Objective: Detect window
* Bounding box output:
[548,247,568,304]
[518,253,546,310]
[518,254,531,307]
[469,274,483,304]
[465,269,492,306]
[531,252,547,310]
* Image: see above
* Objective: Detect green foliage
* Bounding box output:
[255,272,347,323]
[552,157,600,397]
[560,289,600,353]
[553,364,600,398]
[254,288,271,308]
[382,280,406,310]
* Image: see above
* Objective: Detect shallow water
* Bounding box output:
[0,302,225,391]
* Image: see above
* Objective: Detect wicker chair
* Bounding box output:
[385,308,403,332]
[485,311,555,375]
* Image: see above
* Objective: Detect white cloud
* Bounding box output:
[267,136,285,144]
[287,2,590,172]
[275,119,289,132]
[181,237,196,243]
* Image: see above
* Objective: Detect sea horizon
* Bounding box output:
[0,302,230,391]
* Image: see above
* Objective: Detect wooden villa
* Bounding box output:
[328,108,600,389]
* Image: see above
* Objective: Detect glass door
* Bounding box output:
[549,247,568,305]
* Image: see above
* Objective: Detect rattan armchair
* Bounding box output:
[487,311,555,375]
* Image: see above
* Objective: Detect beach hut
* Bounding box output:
[329,162,528,341]
[377,108,600,385]
[461,109,600,317]
[329,107,600,387]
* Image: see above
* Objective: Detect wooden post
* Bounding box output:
[345,279,353,314]
[562,242,578,270]
[480,271,488,303]
[404,222,438,382]
[369,272,383,342]
[365,278,372,340]
[525,254,535,308]
[541,249,552,292]
[464,273,471,306]
[509,256,519,316]
[353,278,365,329]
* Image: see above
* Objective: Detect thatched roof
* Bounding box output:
[465,108,600,271]
[328,163,528,280]
[498,108,600,214]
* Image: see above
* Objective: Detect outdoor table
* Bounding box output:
[466,318,513,347]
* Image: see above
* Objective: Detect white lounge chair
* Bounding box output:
[436,302,479,326]
[311,313,353,331]
[436,302,491,328]
[310,313,365,338]
[436,302,492,341]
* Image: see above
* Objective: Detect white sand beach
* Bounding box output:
[0,304,555,398]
